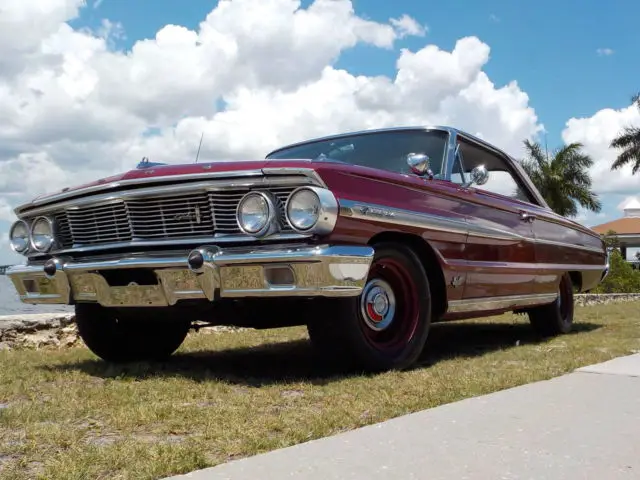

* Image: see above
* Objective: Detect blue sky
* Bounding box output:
[75,0,640,147]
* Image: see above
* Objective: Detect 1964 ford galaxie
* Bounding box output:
[6,126,609,371]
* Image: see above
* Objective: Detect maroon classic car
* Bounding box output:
[7,126,609,371]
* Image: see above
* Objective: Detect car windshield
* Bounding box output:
[266,129,448,177]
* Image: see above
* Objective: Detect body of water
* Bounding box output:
[0,276,73,316]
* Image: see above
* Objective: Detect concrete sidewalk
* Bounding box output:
[167,354,640,480]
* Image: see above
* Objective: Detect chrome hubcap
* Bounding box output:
[360,279,396,331]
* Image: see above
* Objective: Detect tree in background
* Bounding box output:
[592,249,640,293]
[610,93,640,174]
[602,229,621,251]
[520,140,602,217]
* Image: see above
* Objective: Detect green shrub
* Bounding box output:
[592,249,640,293]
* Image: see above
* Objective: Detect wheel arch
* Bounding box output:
[367,231,447,319]
[567,271,582,292]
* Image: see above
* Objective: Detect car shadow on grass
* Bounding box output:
[47,320,601,386]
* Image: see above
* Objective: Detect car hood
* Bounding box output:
[16,159,321,214]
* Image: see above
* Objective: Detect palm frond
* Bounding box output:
[522,139,547,169]
[519,137,600,217]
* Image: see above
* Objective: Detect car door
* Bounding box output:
[528,207,608,295]
[449,137,538,300]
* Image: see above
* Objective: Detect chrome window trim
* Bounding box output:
[444,130,548,209]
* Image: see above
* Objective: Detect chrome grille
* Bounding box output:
[66,202,132,245]
[52,186,299,248]
[128,193,214,239]
[209,189,248,235]
[54,213,73,249]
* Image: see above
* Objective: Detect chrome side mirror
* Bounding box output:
[468,164,489,186]
[406,153,432,177]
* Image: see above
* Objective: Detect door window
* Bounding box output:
[452,139,537,205]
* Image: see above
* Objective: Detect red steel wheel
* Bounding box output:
[358,257,421,355]
[307,242,432,372]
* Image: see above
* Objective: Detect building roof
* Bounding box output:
[591,217,640,235]
[592,197,640,235]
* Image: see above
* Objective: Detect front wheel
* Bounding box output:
[75,304,191,362]
[528,272,575,336]
[307,243,432,372]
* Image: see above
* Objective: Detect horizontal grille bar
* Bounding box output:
[50,185,300,249]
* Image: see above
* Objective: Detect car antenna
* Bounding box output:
[195,131,204,163]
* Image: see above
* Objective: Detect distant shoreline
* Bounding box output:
[0,276,73,316]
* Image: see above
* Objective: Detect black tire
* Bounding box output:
[75,303,191,362]
[528,272,575,336]
[307,243,432,372]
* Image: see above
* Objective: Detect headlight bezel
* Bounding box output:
[9,220,31,254]
[30,216,55,253]
[236,191,278,238]
[285,186,338,236]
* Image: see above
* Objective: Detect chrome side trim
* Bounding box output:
[339,199,607,255]
[340,199,520,241]
[6,244,375,307]
[447,293,558,313]
[532,238,605,255]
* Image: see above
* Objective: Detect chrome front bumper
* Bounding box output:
[7,244,374,308]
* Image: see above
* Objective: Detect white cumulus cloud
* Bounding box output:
[390,14,427,38]
[562,99,640,195]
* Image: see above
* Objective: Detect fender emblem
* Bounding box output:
[357,205,396,218]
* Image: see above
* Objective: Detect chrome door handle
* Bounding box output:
[520,211,536,223]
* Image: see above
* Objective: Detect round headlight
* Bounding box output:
[9,220,30,254]
[236,192,274,236]
[286,189,320,231]
[30,216,55,252]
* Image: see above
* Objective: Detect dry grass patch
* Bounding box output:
[1,302,639,479]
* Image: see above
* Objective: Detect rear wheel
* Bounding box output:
[75,303,191,362]
[307,243,432,372]
[528,273,575,336]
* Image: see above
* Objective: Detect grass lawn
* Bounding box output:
[1,302,639,479]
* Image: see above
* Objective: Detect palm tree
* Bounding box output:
[520,140,602,217]
[610,93,640,174]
